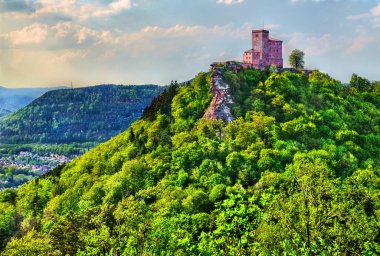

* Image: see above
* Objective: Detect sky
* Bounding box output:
[0,0,380,88]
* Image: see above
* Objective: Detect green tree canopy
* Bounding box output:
[289,49,305,69]
[0,68,379,255]
[350,73,372,92]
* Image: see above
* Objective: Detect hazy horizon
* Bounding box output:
[1,0,380,88]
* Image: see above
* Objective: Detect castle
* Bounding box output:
[243,29,283,69]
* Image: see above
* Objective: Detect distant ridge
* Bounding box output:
[0,84,163,144]
[0,86,68,117]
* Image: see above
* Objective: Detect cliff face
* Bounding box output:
[203,64,234,123]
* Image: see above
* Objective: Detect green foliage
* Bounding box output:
[289,49,305,69]
[256,157,379,254]
[0,85,163,144]
[0,202,15,249]
[0,166,39,189]
[199,189,261,255]
[142,81,178,121]
[223,68,268,117]
[0,142,97,157]
[0,68,380,255]
[171,72,212,133]
[373,81,380,96]
[350,73,372,92]
[2,230,60,255]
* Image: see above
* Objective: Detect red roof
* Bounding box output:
[244,49,260,53]
[269,37,282,42]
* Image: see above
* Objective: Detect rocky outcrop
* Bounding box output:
[203,63,234,123]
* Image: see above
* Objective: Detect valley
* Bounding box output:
[0,84,163,190]
[0,151,71,190]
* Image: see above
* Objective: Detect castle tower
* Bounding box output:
[243,29,283,69]
[252,30,270,67]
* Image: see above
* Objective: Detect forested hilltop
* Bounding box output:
[0,85,163,144]
[0,67,379,255]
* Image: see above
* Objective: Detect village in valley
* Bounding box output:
[0,151,71,190]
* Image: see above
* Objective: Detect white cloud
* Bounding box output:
[371,3,380,16]
[93,0,132,17]
[0,22,256,86]
[1,21,121,47]
[6,23,48,45]
[52,22,75,38]
[285,32,335,56]
[346,13,371,20]
[76,27,99,44]
[347,3,380,28]
[216,0,244,5]
[141,24,205,37]
[346,29,375,54]
[6,0,134,20]
[284,27,376,60]
[48,49,88,64]
[51,22,120,46]
[35,0,77,17]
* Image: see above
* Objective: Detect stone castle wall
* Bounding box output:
[243,30,283,69]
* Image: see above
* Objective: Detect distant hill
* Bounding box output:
[0,86,67,117]
[0,84,163,144]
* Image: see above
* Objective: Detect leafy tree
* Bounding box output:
[199,188,260,255]
[350,73,371,92]
[373,81,380,95]
[256,156,379,254]
[2,230,60,255]
[289,49,305,69]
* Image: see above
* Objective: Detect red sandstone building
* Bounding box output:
[243,29,283,69]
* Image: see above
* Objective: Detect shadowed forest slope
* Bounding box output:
[0,85,163,144]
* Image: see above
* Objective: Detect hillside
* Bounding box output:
[0,85,163,144]
[0,66,379,255]
[0,86,67,117]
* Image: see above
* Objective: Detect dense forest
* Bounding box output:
[0,85,163,144]
[0,166,40,189]
[0,67,379,255]
[0,142,97,157]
